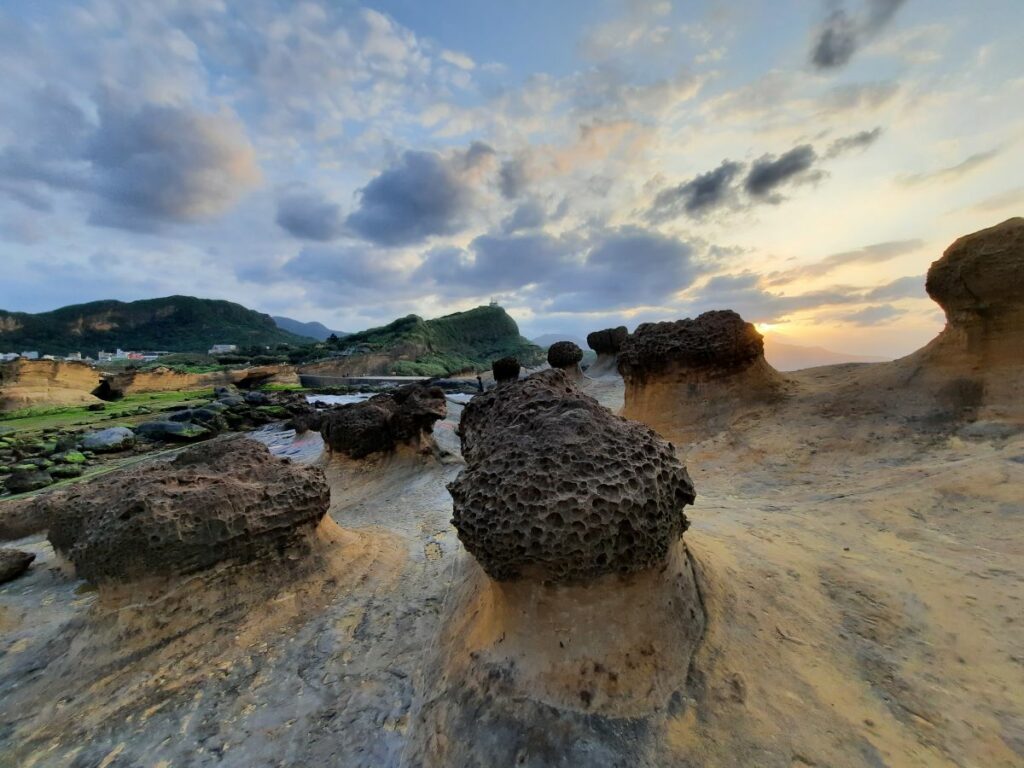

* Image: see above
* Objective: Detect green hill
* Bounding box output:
[0,296,309,356]
[318,305,545,377]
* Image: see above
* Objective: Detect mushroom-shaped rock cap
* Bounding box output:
[926,217,1024,324]
[618,309,763,380]
[492,356,521,383]
[319,383,446,458]
[587,326,629,354]
[449,369,696,584]
[546,340,584,369]
[44,436,329,583]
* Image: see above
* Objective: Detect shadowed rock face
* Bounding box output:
[926,217,1024,324]
[491,356,521,383]
[319,383,446,458]
[587,326,628,355]
[618,310,764,382]
[0,548,35,584]
[449,369,695,583]
[44,436,328,583]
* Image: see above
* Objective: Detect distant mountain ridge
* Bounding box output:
[0,296,309,355]
[272,315,349,341]
[762,334,888,371]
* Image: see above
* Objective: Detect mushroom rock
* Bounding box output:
[413,370,705,764]
[856,217,1024,425]
[319,383,446,459]
[618,309,788,441]
[586,325,628,377]
[43,436,329,584]
[491,356,521,384]
[546,340,584,381]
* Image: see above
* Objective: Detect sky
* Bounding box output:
[1,0,1022,357]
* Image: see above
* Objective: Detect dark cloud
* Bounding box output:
[839,304,906,325]
[501,199,548,233]
[767,238,923,284]
[548,228,700,312]
[897,148,1002,187]
[647,161,743,222]
[418,233,571,293]
[86,99,261,230]
[498,157,530,199]
[457,141,497,171]
[346,150,472,246]
[825,127,883,158]
[0,91,260,231]
[744,145,820,200]
[282,245,407,299]
[810,0,907,70]
[819,81,900,113]
[275,187,345,241]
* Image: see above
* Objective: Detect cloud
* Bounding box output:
[863,274,925,301]
[825,127,883,158]
[839,304,906,325]
[275,187,345,241]
[501,199,548,233]
[0,92,261,231]
[897,148,1002,187]
[968,186,1024,214]
[499,157,531,199]
[346,150,474,245]
[810,0,908,70]
[647,161,744,222]
[767,239,923,283]
[744,145,821,200]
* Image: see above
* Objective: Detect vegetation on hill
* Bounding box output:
[0,296,309,356]
[319,305,545,376]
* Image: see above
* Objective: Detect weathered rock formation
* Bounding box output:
[618,309,788,440]
[319,384,446,459]
[491,356,521,384]
[43,436,328,583]
[0,547,35,583]
[0,360,102,412]
[916,217,1024,421]
[94,364,298,400]
[546,340,584,381]
[586,325,628,377]
[414,370,706,763]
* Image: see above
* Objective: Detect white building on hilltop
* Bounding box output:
[209,344,238,355]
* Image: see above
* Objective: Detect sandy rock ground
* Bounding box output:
[0,377,1021,767]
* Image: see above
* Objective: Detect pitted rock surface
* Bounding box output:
[925,217,1024,325]
[587,326,629,354]
[546,341,584,369]
[449,369,696,583]
[319,383,446,458]
[44,436,328,583]
[618,310,763,381]
[491,356,521,383]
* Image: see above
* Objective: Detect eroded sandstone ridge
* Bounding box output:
[452,369,695,582]
[43,436,328,582]
[618,309,788,440]
[586,325,628,377]
[0,360,102,411]
[546,340,584,381]
[319,383,446,458]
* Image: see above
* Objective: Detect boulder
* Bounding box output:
[4,469,53,495]
[491,356,521,384]
[81,427,135,453]
[319,384,446,459]
[618,310,788,439]
[0,548,35,584]
[450,369,696,583]
[44,436,329,583]
[135,421,211,442]
[546,340,584,381]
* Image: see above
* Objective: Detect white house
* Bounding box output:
[209,344,238,355]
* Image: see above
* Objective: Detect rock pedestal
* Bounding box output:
[319,383,446,458]
[618,309,788,440]
[586,326,628,377]
[546,341,584,381]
